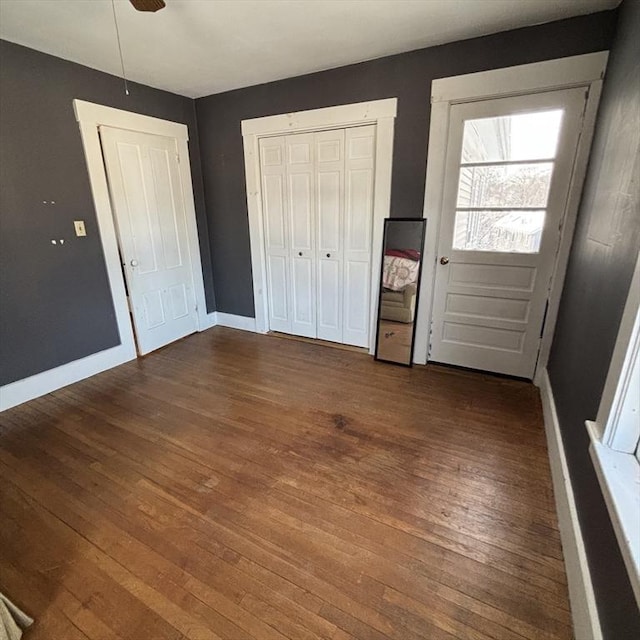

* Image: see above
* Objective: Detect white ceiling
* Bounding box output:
[0,0,618,98]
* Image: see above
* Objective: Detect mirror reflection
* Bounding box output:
[375,218,426,366]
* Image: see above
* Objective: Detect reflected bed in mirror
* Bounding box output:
[374,218,427,366]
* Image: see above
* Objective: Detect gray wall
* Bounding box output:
[385,221,424,253]
[0,40,215,386]
[548,0,640,636]
[195,11,617,317]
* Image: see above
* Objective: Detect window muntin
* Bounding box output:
[454,110,563,253]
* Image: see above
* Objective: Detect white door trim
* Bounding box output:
[414,52,609,374]
[242,99,397,354]
[73,99,209,350]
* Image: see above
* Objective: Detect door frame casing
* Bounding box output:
[73,99,210,355]
[414,52,609,377]
[241,98,397,354]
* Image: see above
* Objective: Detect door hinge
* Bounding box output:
[580,88,590,120]
[176,153,180,164]
[539,300,550,338]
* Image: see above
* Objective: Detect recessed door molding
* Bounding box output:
[242,98,397,354]
[415,52,609,375]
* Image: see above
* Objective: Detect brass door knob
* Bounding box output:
[440,256,450,265]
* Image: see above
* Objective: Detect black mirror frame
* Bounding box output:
[374,217,427,367]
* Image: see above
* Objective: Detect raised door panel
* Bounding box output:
[317,259,341,339]
[291,256,316,337]
[149,146,183,270]
[267,254,290,329]
[344,260,371,347]
[113,141,158,276]
[289,172,313,251]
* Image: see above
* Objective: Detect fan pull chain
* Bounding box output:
[111,0,130,96]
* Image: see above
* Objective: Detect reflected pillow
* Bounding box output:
[382,256,419,291]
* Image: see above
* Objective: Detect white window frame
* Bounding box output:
[414,52,609,372]
[586,248,640,607]
[241,99,397,354]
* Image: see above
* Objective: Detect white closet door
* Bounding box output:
[315,129,345,343]
[343,125,376,347]
[259,136,291,333]
[286,133,316,338]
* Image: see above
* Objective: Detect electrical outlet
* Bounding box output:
[74,220,86,237]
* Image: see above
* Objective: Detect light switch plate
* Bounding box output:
[74,220,86,237]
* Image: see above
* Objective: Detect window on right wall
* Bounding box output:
[587,250,640,608]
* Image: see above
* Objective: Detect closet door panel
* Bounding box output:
[292,256,315,334]
[289,173,313,250]
[317,171,341,252]
[316,129,345,343]
[345,169,373,252]
[343,126,375,347]
[287,133,316,338]
[344,260,370,339]
[267,255,289,324]
[318,259,341,337]
[260,137,291,333]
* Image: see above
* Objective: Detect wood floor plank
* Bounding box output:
[0,327,572,639]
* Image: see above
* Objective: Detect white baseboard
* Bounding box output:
[0,343,136,412]
[539,368,602,640]
[201,312,218,330]
[2,312,257,412]
[206,312,257,333]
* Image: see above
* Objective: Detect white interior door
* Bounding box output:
[100,126,198,355]
[343,125,376,348]
[429,88,587,378]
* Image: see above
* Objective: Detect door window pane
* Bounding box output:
[461,110,563,163]
[457,163,553,208]
[453,210,545,253]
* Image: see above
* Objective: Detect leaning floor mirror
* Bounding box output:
[374,218,427,366]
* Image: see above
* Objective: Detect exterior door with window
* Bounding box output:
[429,88,587,378]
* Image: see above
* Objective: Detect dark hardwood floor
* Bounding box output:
[0,327,571,640]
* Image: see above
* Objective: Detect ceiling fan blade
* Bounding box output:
[129,0,166,12]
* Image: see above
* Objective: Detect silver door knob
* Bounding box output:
[440,256,449,265]
[130,259,138,267]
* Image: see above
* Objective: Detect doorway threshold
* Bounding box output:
[267,332,369,355]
